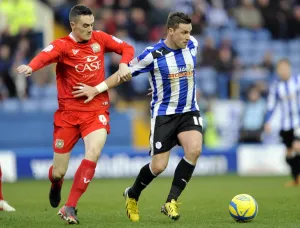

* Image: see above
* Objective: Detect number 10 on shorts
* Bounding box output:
[193,116,203,126]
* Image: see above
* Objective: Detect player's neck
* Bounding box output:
[164,38,180,50]
[70,32,89,43]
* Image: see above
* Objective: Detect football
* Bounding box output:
[229,194,258,223]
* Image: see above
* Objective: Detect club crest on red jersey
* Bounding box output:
[91,43,101,53]
[55,139,64,149]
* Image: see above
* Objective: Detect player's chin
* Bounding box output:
[181,43,188,48]
[180,45,186,49]
[85,34,92,40]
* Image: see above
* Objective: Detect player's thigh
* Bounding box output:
[52,111,80,177]
[177,111,203,159]
[83,129,107,162]
[149,115,178,157]
[80,111,109,161]
[53,111,81,153]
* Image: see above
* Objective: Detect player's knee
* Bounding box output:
[185,142,202,160]
[85,147,101,162]
[52,167,67,179]
[151,160,168,175]
[293,140,300,152]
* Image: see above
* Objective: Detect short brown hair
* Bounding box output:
[69,5,93,22]
[166,12,192,30]
[277,58,291,66]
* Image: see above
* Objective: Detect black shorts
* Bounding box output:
[280,128,300,148]
[149,111,203,156]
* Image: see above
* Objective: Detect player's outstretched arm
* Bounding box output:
[17,42,62,75]
[72,70,131,103]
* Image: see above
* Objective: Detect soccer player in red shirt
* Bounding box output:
[17,5,134,224]
[0,164,16,212]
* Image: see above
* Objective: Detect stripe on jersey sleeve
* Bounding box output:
[130,49,154,77]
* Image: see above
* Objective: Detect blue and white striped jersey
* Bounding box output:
[265,75,300,130]
[129,36,199,117]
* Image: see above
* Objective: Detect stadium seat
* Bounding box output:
[288,39,300,53]
[235,40,252,56]
[20,100,39,112]
[39,98,58,111]
[44,84,57,98]
[196,67,217,96]
[220,28,234,41]
[1,99,20,112]
[253,29,271,41]
[289,54,300,67]
[204,28,220,44]
[271,40,287,55]
[234,29,252,41]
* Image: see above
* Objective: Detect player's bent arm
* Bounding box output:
[95,71,130,94]
[22,42,62,73]
[28,51,60,72]
[99,31,134,64]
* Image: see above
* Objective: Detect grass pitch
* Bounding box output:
[1,175,300,228]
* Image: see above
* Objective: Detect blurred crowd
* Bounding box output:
[2,0,300,146]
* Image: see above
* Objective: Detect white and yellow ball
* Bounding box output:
[229,194,258,223]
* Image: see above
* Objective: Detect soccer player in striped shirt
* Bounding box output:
[264,59,300,187]
[73,12,203,221]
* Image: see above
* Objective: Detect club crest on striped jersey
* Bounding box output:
[178,64,193,72]
[90,43,101,53]
[190,48,196,57]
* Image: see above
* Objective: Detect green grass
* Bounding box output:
[1,176,300,227]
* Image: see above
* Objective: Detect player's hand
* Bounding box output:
[72,83,98,103]
[118,63,132,82]
[264,123,271,134]
[17,65,32,76]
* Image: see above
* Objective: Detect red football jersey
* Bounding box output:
[28,31,134,111]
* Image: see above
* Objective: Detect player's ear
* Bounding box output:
[168,28,174,35]
[70,21,75,30]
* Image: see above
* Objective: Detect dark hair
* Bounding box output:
[166,12,192,30]
[69,5,93,22]
[277,58,290,66]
